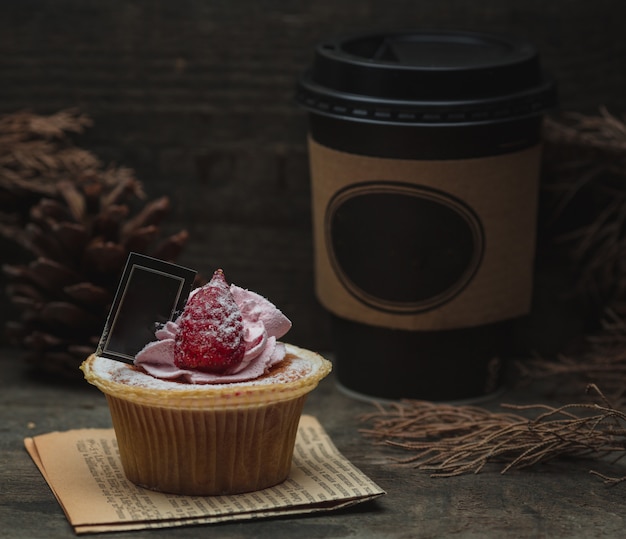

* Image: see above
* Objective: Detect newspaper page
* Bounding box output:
[25,415,385,534]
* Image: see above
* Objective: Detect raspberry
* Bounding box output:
[174,269,245,373]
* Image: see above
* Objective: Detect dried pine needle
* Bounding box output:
[359,384,626,482]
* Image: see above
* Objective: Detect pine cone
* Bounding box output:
[3,182,192,380]
[0,110,195,381]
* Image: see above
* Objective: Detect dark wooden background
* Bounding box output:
[1,0,625,352]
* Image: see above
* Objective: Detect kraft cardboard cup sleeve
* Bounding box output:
[296,30,556,401]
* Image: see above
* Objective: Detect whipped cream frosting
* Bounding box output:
[135,284,292,384]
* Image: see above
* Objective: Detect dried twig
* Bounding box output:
[0,109,143,224]
[359,385,626,482]
[522,108,626,400]
[519,304,626,405]
[543,108,626,305]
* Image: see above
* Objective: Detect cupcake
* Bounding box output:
[81,269,331,496]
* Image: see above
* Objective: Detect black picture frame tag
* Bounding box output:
[96,252,197,363]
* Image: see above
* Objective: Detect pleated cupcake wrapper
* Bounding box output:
[106,394,306,496]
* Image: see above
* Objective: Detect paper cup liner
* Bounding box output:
[106,394,306,495]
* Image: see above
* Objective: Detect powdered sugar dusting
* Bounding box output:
[91,348,321,391]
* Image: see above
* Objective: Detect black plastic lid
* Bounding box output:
[296,30,556,126]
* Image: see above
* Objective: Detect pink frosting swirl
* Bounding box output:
[134,284,292,384]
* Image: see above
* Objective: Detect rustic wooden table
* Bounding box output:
[2,346,625,538]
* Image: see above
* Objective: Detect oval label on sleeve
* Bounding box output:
[326,182,484,313]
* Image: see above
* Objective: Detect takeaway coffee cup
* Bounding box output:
[296,30,556,401]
